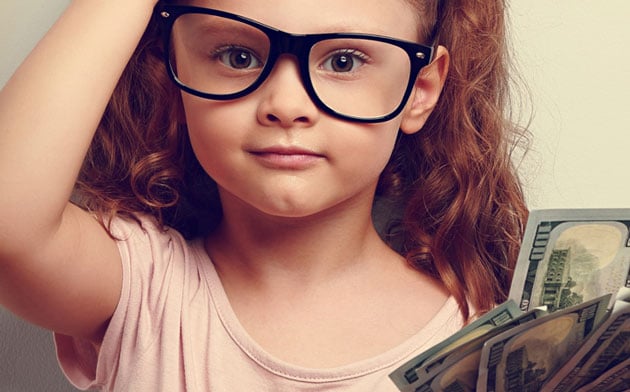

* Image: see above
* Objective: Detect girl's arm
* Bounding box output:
[0,0,157,343]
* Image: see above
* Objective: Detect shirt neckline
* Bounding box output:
[191,238,462,383]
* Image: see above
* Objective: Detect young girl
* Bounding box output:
[0,0,528,390]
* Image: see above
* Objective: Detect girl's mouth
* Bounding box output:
[249,146,325,170]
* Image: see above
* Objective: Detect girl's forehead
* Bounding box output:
[186,0,421,40]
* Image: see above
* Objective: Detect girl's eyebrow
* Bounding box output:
[299,22,393,36]
[187,20,264,40]
[189,18,237,32]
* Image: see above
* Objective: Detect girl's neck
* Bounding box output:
[204,191,396,289]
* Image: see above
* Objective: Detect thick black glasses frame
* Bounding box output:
[156,4,435,123]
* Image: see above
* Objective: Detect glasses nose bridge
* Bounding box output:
[269,30,312,72]
[274,30,311,55]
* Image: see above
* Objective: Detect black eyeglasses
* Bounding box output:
[156,4,435,123]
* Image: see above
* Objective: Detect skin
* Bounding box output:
[0,0,450,367]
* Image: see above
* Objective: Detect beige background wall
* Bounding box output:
[511,2,630,209]
[1,1,629,390]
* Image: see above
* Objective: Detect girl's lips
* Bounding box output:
[249,146,325,170]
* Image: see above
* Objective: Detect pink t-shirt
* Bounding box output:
[54,217,464,391]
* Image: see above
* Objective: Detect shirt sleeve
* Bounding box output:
[54,216,180,390]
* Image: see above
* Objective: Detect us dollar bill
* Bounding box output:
[394,307,545,392]
[389,300,523,390]
[574,357,630,392]
[476,294,610,392]
[509,209,630,313]
[542,288,630,392]
[415,350,481,392]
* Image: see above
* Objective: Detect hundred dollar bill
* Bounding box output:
[476,294,610,392]
[389,300,523,390]
[543,291,630,392]
[414,350,481,392]
[509,209,630,313]
[394,307,545,392]
[574,357,630,392]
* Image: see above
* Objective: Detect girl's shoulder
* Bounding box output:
[107,213,198,260]
[106,213,213,290]
[107,213,172,240]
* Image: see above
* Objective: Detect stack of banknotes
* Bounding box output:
[389,209,630,392]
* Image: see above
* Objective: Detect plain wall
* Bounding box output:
[1,1,629,390]
[511,2,630,209]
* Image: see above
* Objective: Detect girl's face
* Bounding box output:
[178,0,433,219]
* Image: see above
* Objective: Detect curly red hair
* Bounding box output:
[381,0,530,320]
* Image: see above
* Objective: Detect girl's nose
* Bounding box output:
[256,56,320,128]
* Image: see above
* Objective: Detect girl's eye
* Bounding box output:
[322,50,368,73]
[214,46,262,70]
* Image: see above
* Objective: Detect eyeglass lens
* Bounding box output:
[169,13,413,119]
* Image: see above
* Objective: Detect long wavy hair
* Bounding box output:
[75,0,530,321]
